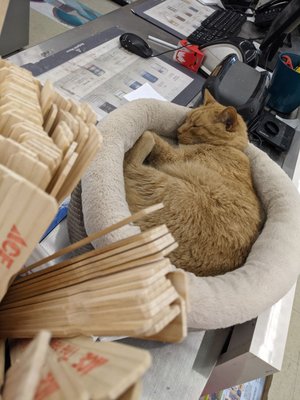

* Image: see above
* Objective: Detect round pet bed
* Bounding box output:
[68,99,300,330]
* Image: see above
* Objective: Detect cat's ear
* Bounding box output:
[203,89,215,105]
[218,107,238,132]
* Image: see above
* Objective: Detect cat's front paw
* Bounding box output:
[125,131,156,165]
[141,131,156,149]
[145,131,173,166]
[139,131,156,160]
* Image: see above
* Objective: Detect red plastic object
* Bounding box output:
[281,54,294,69]
[173,40,205,72]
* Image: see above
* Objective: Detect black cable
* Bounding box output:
[110,0,130,5]
[263,45,272,70]
[150,36,263,59]
[150,44,190,58]
[228,9,255,17]
[247,36,264,41]
[249,131,263,147]
[214,5,255,17]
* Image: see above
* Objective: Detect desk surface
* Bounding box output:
[10,0,300,179]
[9,1,300,398]
[10,1,181,66]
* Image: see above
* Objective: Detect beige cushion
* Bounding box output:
[68,99,300,329]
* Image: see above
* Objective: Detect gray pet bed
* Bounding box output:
[68,99,300,330]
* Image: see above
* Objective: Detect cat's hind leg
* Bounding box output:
[125,131,155,165]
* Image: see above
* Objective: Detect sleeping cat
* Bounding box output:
[124,90,262,276]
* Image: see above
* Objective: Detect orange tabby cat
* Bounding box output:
[124,90,262,276]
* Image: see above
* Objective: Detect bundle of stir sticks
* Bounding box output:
[2,330,151,400]
[0,59,101,302]
[0,58,100,202]
[0,205,188,342]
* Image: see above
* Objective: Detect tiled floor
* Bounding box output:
[28,0,119,47]
[25,2,300,399]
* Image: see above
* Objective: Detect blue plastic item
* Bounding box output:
[267,52,300,114]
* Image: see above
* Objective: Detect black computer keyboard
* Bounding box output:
[187,9,247,46]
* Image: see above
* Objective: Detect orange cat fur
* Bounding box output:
[124,90,262,276]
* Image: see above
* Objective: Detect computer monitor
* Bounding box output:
[259,0,300,66]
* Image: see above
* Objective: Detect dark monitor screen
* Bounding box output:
[259,0,300,62]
